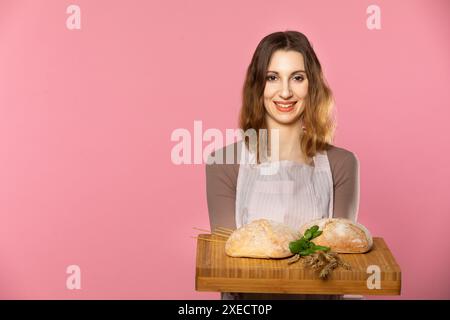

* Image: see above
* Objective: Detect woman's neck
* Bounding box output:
[265,116,307,163]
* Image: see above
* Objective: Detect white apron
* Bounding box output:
[222,143,362,300]
[235,144,334,230]
[221,143,337,300]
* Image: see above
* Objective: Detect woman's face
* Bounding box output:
[263,50,309,126]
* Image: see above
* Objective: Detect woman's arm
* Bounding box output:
[205,144,240,231]
[328,147,360,222]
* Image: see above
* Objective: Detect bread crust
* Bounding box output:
[299,218,373,253]
[225,219,300,258]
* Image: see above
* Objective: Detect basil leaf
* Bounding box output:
[310,225,319,234]
[304,230,313,240]
[289,241,301,253]
[313,245,330,252]
[312,230,323,239]
[290,239,308,253]
[299,249,313,256]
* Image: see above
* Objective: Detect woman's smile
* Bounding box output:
[274,100,298,112]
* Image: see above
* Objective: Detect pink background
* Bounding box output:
[0,0,449,299]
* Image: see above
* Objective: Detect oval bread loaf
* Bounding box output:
[225,219,300,258]
[299,218,373,253]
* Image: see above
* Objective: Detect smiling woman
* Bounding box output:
[264,51,309,125]
[205,30,360,300]
[239,31,336,166]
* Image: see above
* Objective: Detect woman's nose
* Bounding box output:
[279,81,293,99]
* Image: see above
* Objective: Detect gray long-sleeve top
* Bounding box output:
[205,141,360,231]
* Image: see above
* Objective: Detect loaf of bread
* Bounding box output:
[299,218,373,253]
[225,219,300,258]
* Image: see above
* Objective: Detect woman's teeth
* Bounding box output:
[274,102,296,108]
[274,101,297,112]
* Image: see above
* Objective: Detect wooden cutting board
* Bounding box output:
[195,235,401,295]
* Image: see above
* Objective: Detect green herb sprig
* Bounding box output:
[289,225,330,256]
[287,226,351,279]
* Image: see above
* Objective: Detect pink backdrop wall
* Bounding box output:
[1,0,449,299]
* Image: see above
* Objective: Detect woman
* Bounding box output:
[205,31,360,300]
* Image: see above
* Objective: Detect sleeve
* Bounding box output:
[205,159,238,231]
[332,152,360,222]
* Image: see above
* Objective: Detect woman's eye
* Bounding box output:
[266,75,305,81]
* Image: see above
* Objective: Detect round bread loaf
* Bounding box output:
[299,218,373,253]
[225,219,300,258]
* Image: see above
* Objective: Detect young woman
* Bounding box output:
[205,30,360,300]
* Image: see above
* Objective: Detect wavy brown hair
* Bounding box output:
[239,30,336,163]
